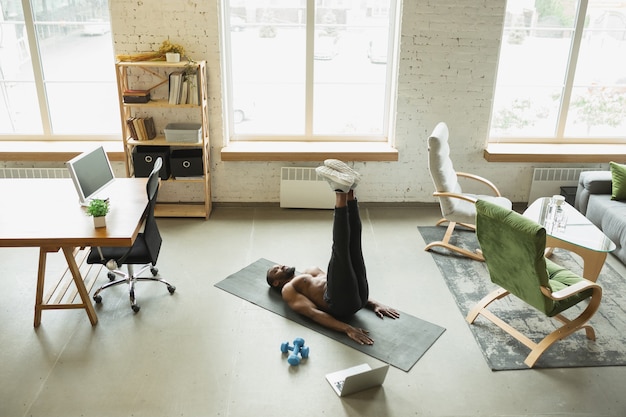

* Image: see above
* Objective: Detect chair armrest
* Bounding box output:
[456,172,502,196]
[574,171,612,214]
[540,280,601,301]
[433,191,478,204]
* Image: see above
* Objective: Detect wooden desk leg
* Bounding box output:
[34,248,48,327]
[62,246,98,326]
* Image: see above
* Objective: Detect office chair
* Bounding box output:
[426,122,512,261]
[467,200,603,367]
[87,157,175,312]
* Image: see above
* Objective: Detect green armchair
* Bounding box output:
[466,199,603,367]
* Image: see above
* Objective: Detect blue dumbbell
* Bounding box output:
[280,337,310,366]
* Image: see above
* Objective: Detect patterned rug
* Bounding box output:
[419,226,626,371]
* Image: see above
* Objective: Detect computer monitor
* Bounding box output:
[66,146,115,206]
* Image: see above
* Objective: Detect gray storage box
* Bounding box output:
[164,123,202,143]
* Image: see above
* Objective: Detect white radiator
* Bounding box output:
[280,167,335,209]
[0,167,69,179]
[528,167,593,203]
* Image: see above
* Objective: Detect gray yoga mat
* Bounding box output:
[215,258,445,372]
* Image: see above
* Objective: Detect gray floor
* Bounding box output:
[1,205,625,417]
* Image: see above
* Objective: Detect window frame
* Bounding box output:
[488,0,626,145]
[220,0,400,145]
[0,0,118,142]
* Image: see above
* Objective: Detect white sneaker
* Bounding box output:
[315,166,355,193]
[324,159,361,189]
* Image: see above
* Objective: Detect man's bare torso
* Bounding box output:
[282,273,330,312]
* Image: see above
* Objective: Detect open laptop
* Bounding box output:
[325,363,389,397]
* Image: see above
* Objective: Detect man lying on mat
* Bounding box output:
[266,160,399,345]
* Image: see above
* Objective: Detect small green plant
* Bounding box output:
[86,199,110,217]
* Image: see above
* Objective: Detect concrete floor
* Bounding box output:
[1,204,625,417]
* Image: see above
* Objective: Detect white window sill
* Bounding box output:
[220,141,398,162]
[484,143,626,163]
[0,141,125,162]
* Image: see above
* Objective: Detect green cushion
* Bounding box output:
[475,200,592,317]
[610,161,626,200]
[545,258,592,317]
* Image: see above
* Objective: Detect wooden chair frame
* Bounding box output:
[426,172,503,262]
[466,280,603,367]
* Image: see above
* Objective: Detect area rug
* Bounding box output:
[419,226,626,371]
[215,258,445,372]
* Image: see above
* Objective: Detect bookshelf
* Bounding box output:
[115,60,211,219]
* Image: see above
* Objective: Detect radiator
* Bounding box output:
[527,167,593,203]
[280,167,335,209]
[0,167,69,179]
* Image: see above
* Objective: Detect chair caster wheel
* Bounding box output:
[107,272,115,281]
[150,267,158,276]
[132,304,140,313]
[93,295,102,303]
[168,285,176,294]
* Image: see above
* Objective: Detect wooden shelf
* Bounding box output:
[116,60,211,219]
[155,202,210,218]
[127,138,202,147]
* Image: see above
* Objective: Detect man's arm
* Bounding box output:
[365,299,400,319]
[282,285,374,345]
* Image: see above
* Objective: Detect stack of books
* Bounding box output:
[168,72,199,105]
[123,89,151,103]
[126,116,156,141]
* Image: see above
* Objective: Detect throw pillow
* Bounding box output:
[610,161,626,200]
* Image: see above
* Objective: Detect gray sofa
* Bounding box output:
[575,171,626,264]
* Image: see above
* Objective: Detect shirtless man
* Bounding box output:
[266,160,399,345]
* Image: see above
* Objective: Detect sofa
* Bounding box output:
[575,170,626,265]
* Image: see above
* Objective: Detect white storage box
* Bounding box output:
[164,123,202,143]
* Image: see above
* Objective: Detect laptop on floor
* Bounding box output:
[325,363,389,397]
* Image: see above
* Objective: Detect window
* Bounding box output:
[490,0,626,142]
[222,0,399,142]
[0,0,118,139]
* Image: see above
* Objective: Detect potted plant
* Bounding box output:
[159,40,185,62]
[87,198,110,228]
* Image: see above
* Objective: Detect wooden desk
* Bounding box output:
[0,178,148,326]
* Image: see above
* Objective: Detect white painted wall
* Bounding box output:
[17,0,601,205]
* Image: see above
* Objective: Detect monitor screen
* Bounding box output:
[66,146,115,205]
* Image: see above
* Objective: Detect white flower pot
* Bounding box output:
[166,52,180,63]
[93,216,106,228]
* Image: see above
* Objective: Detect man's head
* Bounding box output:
[266,264,296,289]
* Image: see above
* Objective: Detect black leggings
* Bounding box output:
[324,200,369,317]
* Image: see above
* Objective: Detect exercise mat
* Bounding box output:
[215,258,445,372]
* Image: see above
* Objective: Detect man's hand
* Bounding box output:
[367,300,400,319]
[346,326,374,345]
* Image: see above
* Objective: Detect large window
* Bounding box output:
[222,0,399,142]
[0,0,118,139]
[490,0,626,142]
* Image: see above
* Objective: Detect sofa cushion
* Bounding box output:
[610,161,626,200]
[586,193,626,264]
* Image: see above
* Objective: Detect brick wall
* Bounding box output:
[109,0,537,204]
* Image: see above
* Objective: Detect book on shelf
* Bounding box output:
[144,116,156,139]
[168,71,184,105]
[123,89,150,103]
[187,72,199,105]
[168,71,201,105]
[126,116,156,141]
